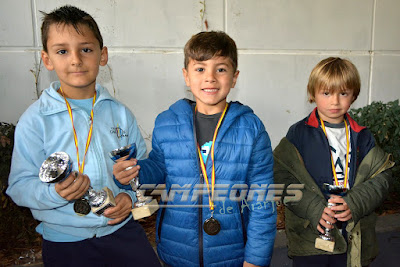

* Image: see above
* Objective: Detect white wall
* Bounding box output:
[1,0,399,149]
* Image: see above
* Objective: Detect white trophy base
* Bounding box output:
[91,187,116,216]
[132,199,159,220]
[315,237,335,252]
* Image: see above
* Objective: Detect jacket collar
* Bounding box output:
[171,99,252,119]
[305,107,366,133]
[39,81,114,115]
[169,99,255,143]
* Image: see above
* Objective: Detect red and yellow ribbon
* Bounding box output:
[320,118,350,187]
[196,103,228,211]
[60,87,96,174]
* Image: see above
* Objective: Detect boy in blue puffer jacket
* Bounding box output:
[113,31,277,267]
[6,5,160,266]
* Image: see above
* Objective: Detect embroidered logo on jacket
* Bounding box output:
[110,124,128,139]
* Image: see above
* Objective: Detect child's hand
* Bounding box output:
[243,261,260,267]
[329,196,353,222]
[104,192,132,225]
[317,206,336,234]
[112,156,140,185]
[55,171,90,201]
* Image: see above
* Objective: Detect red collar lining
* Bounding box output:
[305,107,366,133]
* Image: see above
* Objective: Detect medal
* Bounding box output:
[60,87,96,216]
[196,103,229,236]
[203,217,221,236]
[73,198,91,216]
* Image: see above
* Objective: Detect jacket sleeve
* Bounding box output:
[6,116,69,210]
[137,126,166,185]
[273,140,326,234]
[127,110,147,160]
[343,148,394,225]
[244,129,277,266]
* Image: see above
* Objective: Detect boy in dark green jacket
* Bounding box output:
[274,57,394,267]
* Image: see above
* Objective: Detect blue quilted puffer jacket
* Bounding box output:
[139,99,276,267]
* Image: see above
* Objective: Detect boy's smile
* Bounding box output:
[183,56,239,115]
[41,23,108,99]
[314,89,355,123]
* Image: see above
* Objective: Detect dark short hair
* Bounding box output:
[184,31,238,71]
[40,5,103,52]
[307,57,361,103]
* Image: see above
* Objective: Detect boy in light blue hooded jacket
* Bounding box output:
[6,5,160,266]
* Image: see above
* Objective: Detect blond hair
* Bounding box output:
[307,57,360,103]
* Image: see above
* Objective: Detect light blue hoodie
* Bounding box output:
[7,81,146,242]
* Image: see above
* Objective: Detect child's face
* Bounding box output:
[314,88,355,123]
[183,56,239,114]
[41,23,108,98]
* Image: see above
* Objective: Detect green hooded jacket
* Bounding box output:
[274,137,394,267]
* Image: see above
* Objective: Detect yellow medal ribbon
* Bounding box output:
[196,103,228,212]
[320,118,350,187]
[60,87,96,174]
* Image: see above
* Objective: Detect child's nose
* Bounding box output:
[71,51,82,66]
[331,94,340,104]
[205,70,216,82]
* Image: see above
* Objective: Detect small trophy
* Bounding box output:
[315,183,348,252]
[109,144,159,220]
[39,152,116,216]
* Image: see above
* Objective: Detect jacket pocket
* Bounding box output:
[359,212,379,260]
[156,207,166,244]
[238,201,247,246]
[285,209,315,244]
[156,188,171,244]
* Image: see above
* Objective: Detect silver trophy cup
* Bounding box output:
[315,183,348,252]
[109,144,159,220]
[39,152,116,216]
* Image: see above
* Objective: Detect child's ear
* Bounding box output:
[100,46,108,66]
[41,50,54,71]
[232,70,240,88]
[182,68,190,87]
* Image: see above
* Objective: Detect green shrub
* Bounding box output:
[0,122,41,253]
[349,100,400,203]
[0,122,14,189]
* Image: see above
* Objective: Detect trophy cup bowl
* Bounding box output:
[109,144,135,159]
[39,152,73,183]
[322,183,348,196]
[110,144,159,220]
[315,183,348,252]
[39,152,116,216]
